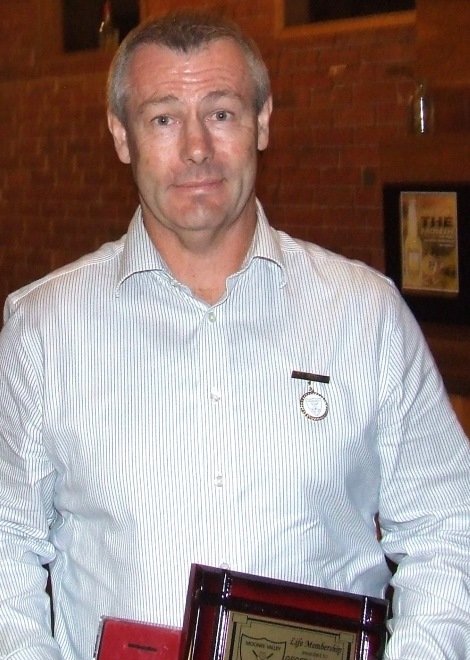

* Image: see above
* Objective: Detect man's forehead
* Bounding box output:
[127,40,255,105]
[130,37,245,66]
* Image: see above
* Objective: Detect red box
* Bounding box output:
[94,617,181,660]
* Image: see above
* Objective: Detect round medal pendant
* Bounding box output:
[300,390,328,421]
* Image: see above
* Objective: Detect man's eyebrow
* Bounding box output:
[138,94,180,114]
[203,89,244,103]
[138,89,244,114]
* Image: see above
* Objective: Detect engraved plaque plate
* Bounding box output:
[179,565,389,660]
[225,611,356,660]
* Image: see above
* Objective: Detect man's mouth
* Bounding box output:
[174,178,223,191]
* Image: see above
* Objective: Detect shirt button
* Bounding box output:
[210,388,221,402]
[214,473,223,487]
[208,311,216,323]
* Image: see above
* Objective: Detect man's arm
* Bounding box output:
[0,304,61,659]
[377,292,470,658]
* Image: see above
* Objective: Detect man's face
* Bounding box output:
[108,38,271,245]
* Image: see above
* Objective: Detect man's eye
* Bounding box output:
[212,110,231,121]
[154,115,172,126]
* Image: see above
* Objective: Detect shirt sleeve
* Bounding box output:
[377,290,470,659]
[0,302,62,659]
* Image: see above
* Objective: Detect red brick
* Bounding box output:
[321,167,361,186]
[340,145,379,168]
[334,103,375,127]
[313,185,355,207]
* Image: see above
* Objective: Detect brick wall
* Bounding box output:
[0,0,417,307]
[257,23,416,268]
[0,69,137,303]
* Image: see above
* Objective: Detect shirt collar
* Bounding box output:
[244,199,286,279]
[116,200,286,293]
[116,208,168,292]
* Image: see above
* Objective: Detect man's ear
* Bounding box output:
[257,95,273,152]
[107,112,131,164]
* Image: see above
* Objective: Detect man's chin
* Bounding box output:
[170,201,228,229]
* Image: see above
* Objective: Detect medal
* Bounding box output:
[300,383,328,421]
[291,370,330,422]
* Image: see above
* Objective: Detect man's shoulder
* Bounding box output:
[277,229,394,292]
[273,230,406,333]
[5,236,126,320]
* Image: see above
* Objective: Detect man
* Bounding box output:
[0,10,469,660]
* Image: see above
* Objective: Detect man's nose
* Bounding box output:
[180,117,214,164]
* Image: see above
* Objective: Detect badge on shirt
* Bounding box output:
[292,370,330,421]
[300,387,328,421]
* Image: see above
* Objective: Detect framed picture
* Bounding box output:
[180,565,389,660]
[383,183,470,325]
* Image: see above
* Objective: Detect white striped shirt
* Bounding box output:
[0,203,469,659]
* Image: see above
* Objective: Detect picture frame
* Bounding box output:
[383,183,470,325]
[180,564,389,660]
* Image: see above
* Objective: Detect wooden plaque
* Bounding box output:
[179,565,389,660]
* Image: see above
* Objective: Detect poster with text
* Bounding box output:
[400,191,459,295]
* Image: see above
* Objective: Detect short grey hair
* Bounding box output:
[107,10,271,125]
